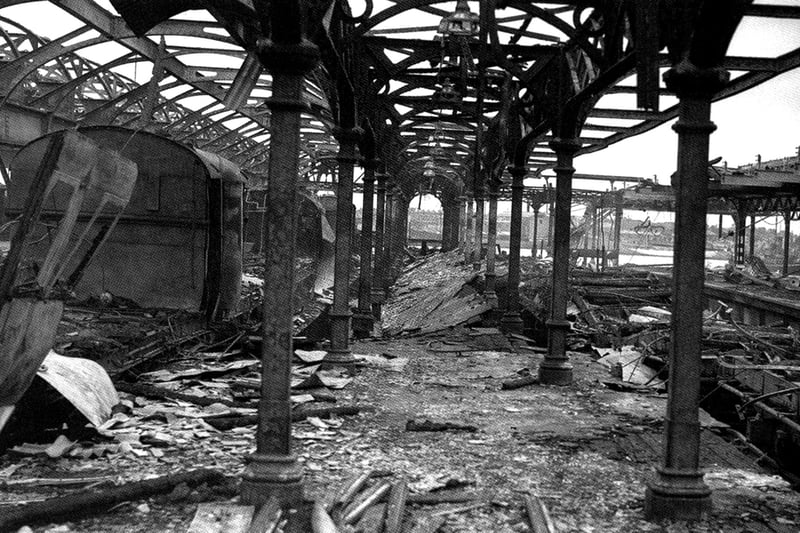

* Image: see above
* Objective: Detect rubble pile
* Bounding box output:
[3,250,800,531]
[381,250,492,337]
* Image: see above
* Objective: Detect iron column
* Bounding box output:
[457,194,467,252]
[500,165,525,334]
[465,194,474,263]
[371,171,386,318]
[324,127,361,368]
[734,205,747,265]
[473,192,485,270]
[241,38,319,507]
[383,187,397,287]
[441,198,460,251]
[485,182,499,308]
[353,159,377,337]
[540,138,580,385]
[644,64,727,521]
[614,193,623,267]
[531,201,540,259]
[783,212,791,276]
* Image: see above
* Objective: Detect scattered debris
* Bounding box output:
[203,406,363,431]
[187,503,254,533]
[405,419,478,432]
[382,251,492,337]
[0,469,230,531]
[36,351,118,427]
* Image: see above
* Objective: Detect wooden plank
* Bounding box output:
[700,430,765,471]
[384,479,408,533]
[0,133,64,302]
[0,405,14,433]
[524,493,556,533]
[0,298,64,407]
[187,503,254,533]
[311,501,340,532]
[247,497,281,533]
[355,502,386,533]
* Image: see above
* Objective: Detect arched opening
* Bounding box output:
[407,192,443,255]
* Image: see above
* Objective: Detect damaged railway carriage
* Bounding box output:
[5,126,245,321]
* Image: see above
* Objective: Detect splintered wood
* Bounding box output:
[381,251,492,337]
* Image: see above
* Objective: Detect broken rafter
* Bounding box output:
[0,469,232,532]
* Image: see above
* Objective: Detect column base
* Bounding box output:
[371,288,386,303]
[500,311,524,335]
[322,348,357,371]
[540,318,572,385]
[241,453,304,507]
[644,467,712,521]
[537,360,573,385]
[352,311,374,339]
[484,290,498,309]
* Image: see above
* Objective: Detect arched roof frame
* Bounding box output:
[0,0,338,178]
[0,1,795,196]
[349,0,800,186]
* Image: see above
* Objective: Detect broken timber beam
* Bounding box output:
[203,406,363,430]
[0,469,230,531]
[115,381,255,409]
[524,493,556,533]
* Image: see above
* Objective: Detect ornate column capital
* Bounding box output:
[333,127,363,165]
[332,126,364,144]
[257,38,320,74]
[548,138,581,155]
[663,60,729,99]
[508,165,527,179]
[363,158,381,170]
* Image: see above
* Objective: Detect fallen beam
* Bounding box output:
[115,382,255,409]
[203,406,363,430]
[0,469,230,531]
[501,375,539,390]
[524,493,556,533]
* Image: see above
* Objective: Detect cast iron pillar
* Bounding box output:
[353,159,377,337]
[530,202,541,259]
[324,127,361,368]
[387,189,407,281]
[547,199,555,256]
[371,171,387,319]
[473,192,485,270]
[465,194,475,263]
[783,212,791,276]
[457,194,468,252]
[644,64,727,521]
[240,38,319,507]
[749,214,756,257]
[441,199,460,251]
[485,183,499,307]
[395,195,409,260]
[734,205,747,265]
[613,193,624,266]
[382,187,395,289]
[501,165,525,334]
[540,139,580,385]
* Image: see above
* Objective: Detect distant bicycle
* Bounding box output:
[634,216,664,236]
